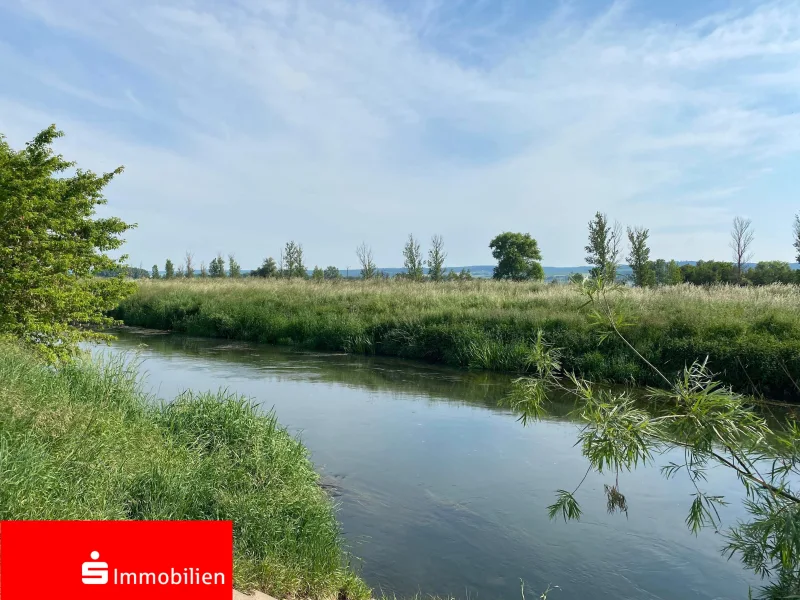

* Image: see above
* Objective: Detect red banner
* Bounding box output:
[0,520,233,599]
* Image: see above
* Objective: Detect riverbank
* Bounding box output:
[112,279,800,400]
[0,340,370,600]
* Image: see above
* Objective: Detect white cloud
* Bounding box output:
[1,0,799,267]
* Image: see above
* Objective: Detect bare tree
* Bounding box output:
[730,216,755,281]
[184,252,194,279]
[356,243,376,279]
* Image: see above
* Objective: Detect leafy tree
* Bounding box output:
[175,265,185,278]
[228,254,241,278]
[730,216,755,282]
[626,227,655,287]
[356,243,377,279]
[164,259,175,279]
[446,267,473,281]
[745,261,795,285]
[199,262,208,278]
[652,259,668,285]
[568,272,585,285]
[507,278,800,599]
[208,254,226,278]
[0,125,135,360]
[585,212,622,281]
[666,259,683,285]
[251,257,278,278]
[794,213,800,264]
[184,252,194,279]
[427,234,447,282]
[489,232,544,281]
[403,234,424,280]
[680,260,736,285]
[323,266,341,280]
[283,241,307,278]
[311,266,324,281]
[151,264,160,279]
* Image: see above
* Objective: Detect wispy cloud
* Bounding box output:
[1,0,799,267]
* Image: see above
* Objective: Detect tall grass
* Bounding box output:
[113,279,800,399]
[0,340,370,600]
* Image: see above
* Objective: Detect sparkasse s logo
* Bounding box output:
[1,521,232,600]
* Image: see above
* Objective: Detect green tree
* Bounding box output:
[151,265,161,279]
[164,259,175,279]
[585,212,622,281]
[666,259,683,284]
[403,234,424,280]
[175,265,185,278]
[626,226,655,287]
[228,254,241,278]
[507,279,800,599]
[568,272,585,285]
[199,262,208,278]
[730,216,755,283]
[489,232,544,281]
[209,254,226,278]
[283,241,307,278]
[793,213,800,263]
[745,261,795,285]
[680,260,736,285]
[184,252,194,279]
[311,266,324,281]
[0,125,135,360]
[323,266,341,280]
[427,234,447,281]
[356,243,377,279]
[251,257,278,278]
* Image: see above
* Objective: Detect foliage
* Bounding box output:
[209,254,226,278]
[626,227,655,287]
[504,278,800,598]
[283,241,307,279]
[356,243,377,279]
[0,125,135,361]
[427,234,447,281]
[745,261,796,286]
[251,257,278,278]
[680,260,737,285]
[731,216,755,282]
[199,261,208,278]
[323,266,341,280]
[96,266,150,279]
[113,279,800,399]
[402,234,424,280]
[228,254,241,278]
[151,264,161,279]
[585,212,622,281]
[312,266,324,281]
[0,341,370,600]
[165,259,175,279]
[489,232,544,281]
[184,252,194,279]
[445,267,473,281]
[568,273,585,285]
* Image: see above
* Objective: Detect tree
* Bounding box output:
[311,266,324,281]
[680,260,736,285]
[666,260,683,285]
[585,212,622,282]
[184,252,194,279]
[730,216,755,282]
[427,234,447,281]
[199,262,208,278]
[164,259,175,279]
[489,232,544,281]
[283,241,307,278]
[0,125,135,360]
[323,266,341,280]
[569,272,585,285]
[151,265,161,279]
[507,278,800,599]
[228,254,241,278]
[793,213,800,264]
[175,265,185,278]
[251,257,278,278]
[402,234,424,280]
[208,254,226,278]
[356,243,377,279]
[626,227,655,287]
[745,261,795,285]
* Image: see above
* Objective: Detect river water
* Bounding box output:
[99,329,758,600]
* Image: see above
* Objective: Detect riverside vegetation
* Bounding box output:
[113,278,800,400]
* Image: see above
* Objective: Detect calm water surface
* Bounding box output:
[99,329,758,600]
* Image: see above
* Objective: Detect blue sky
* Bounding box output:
[1,0,799,268]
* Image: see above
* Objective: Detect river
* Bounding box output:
[98,328,758,600]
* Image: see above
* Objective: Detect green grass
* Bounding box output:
[0,339,370,600]
[112,279,800,400]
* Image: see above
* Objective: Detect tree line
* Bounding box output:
[149,212,800,286]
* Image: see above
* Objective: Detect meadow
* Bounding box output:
[0,340,370,600]
[112,279,800,400]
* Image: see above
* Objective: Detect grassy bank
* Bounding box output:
[0,340,369,599]
[113,279,800,400]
